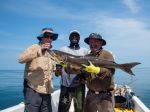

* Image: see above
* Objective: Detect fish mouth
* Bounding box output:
[49,50,64,63]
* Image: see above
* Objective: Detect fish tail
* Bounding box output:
[120,62,141,75]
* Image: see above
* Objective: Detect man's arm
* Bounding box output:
[55,64,63,77]
[19,44,42,64]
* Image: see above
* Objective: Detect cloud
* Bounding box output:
[1,0,83,20]
[123,0,140,13]
[81,15,149,64]
[2,0,149,52]
[1,0,149,66]
[92,16,149,37]
[91,16,150,48]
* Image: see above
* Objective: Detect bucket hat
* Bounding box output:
[37,28,58,41]
[84,33,106,46]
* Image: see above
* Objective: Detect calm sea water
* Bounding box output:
[0,69,150,110]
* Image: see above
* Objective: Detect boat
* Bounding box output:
[1,84,150,112]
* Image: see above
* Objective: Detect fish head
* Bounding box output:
[50,50,67,62]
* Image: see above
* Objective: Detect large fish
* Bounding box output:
[49,50,141,75]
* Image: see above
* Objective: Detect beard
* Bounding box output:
[90,45,101,53]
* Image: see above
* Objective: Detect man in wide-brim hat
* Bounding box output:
[19,27,58,112]
[37,28,58,42]
[83,33,115,112]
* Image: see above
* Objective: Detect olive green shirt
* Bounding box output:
[86,49,115,91]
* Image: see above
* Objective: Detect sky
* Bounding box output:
[0,0,150,70]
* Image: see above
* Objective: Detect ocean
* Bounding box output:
[0,69,150,110]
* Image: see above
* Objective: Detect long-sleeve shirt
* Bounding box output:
[86,49,115,91]
[19,44,56,94]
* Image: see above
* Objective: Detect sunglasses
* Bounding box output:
[43,32,53,38]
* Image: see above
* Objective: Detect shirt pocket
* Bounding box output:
[29,57,52,71]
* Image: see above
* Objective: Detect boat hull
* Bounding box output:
[1,86,150,112]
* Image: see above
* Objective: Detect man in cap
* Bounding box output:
[83,33,115,112]
[19,28,58,112]
[55,30,88,112]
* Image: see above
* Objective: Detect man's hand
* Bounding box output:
[55,64,63,76]
[41,43,51,50]
[82,61,100,74]
[59,62,67,68]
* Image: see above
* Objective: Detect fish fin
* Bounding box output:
[120,62,141,75]
[87,60,93,65]
[81,64,87,68]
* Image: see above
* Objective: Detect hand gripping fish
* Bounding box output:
[49,50,141,75]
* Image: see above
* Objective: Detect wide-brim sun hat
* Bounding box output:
[37,28,58,41]
[84,33,106,46]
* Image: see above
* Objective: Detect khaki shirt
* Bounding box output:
[19,44,56,94]
[86,49,115,91]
